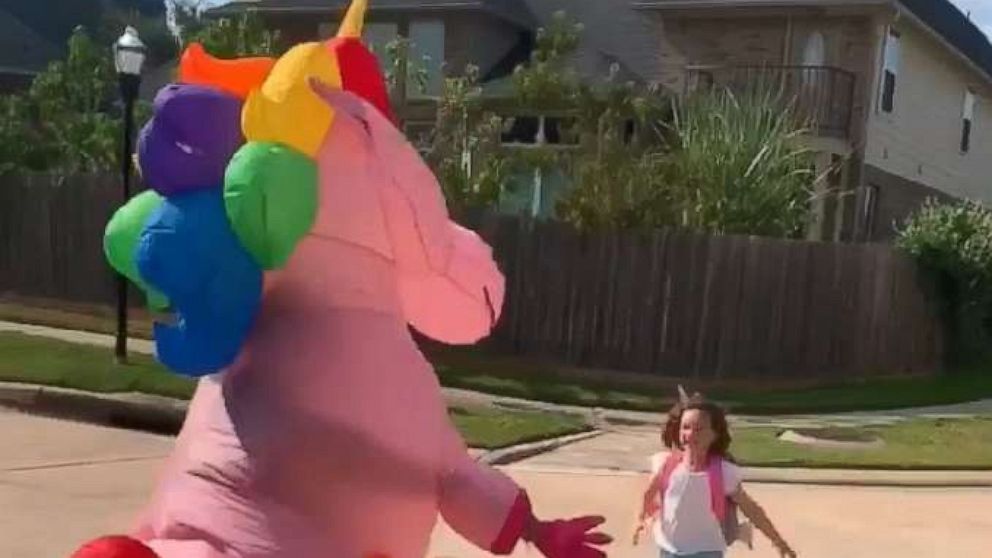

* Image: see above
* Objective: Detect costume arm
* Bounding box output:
[437,422,527,554]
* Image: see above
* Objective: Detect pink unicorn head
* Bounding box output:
[204,0,506,345]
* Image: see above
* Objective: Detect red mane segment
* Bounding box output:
[327,37,396,123]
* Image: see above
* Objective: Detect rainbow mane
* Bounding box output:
[103,0,392,376]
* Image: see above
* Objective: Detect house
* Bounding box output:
[212,0,992,242]
[0,9,61,94]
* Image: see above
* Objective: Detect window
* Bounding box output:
[801,31,827,91]
[880,30,900,113]
[403,121,434,155]
[500,116,577,146]
[802,31,826,67]
[408,20,445,98]
[363,22,401,59]
[962,90,976,153]
[317,23,336,40]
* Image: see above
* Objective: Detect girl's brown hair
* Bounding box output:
[662,393,734,460]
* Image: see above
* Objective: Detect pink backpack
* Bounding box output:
[657,451,740,545]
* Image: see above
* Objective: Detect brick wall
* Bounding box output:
[656,16,789,92]
[653,14,874,143]
[859,164,954,242]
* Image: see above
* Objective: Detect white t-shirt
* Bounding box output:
[649,451,743,554]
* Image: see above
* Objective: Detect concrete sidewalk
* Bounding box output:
[5,409,992,558]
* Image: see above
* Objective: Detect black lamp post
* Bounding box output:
[113,26,147,364]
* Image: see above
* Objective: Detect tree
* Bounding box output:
[417,9,822,236]
[898,199,992,366]
[0,27,125,175]
[664,89,816,237]
[424,65,512,211]
[176,8,283,58]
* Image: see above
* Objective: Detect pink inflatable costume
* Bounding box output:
[74,2,610,557]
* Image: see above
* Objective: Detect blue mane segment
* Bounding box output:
[136,188,263,377]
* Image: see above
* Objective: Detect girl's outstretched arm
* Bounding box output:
[632,474,661,545]
[731,487,797,558]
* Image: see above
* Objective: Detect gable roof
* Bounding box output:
[0,9,61,75]
[211,0,537,29]
[898,0,992,83]
[523,0,660,84]
[634,0,992,84]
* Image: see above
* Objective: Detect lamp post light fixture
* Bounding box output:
[112,26,147,364]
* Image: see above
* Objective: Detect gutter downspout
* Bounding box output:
[783,14,794,65]
[853,1,898,242]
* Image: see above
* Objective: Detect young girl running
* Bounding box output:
[633,392,797,558]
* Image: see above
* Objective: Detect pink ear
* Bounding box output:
[308,78,369,124]
[310,81,506,343]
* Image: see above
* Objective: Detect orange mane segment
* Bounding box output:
[179,43,277,100]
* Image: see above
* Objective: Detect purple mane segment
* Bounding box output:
[137,83,245,197]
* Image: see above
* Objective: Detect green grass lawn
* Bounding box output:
[733,417,992,470]
[433,351,992,416]
[0,331,196,399]
[5,327,992,467]
[0,332,587,450]
[449,406,588,450]
[4,300,992,416]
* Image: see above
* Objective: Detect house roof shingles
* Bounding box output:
[523,0,662,84]
[898,0,992,83]
[214,0,992,87]
[0,9,61,74]
[212,0,537,28]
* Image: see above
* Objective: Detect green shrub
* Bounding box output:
[665,89,817,238]
[898,199,992,365]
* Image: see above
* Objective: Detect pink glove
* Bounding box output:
[490,491,612,558]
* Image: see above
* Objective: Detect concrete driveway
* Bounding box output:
[3,409,991,558]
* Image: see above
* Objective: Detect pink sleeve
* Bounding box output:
[437,423,524,552]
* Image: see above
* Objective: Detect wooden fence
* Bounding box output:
[0,173,123,307]
[465,214,944,381]
[1,175,945,380]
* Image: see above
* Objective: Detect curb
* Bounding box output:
[479,430,607,466]
[0,382,188,435]
[3,382,991,487]
[741,467,992,488]
[0,382,603,461]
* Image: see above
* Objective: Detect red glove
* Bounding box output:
[526,515,612,558]
[491,491,612,558]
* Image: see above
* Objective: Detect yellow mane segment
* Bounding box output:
[338,0,369,38]
[241,42,343,157]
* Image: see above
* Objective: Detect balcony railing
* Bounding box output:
[685,65,857,139]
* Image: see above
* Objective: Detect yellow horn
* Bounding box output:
[337,0,369,38]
